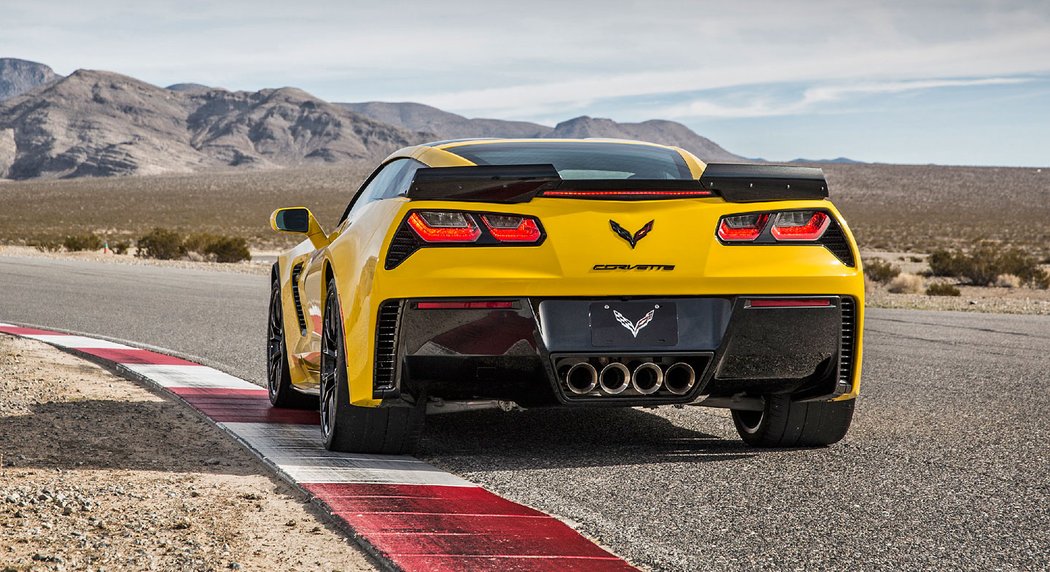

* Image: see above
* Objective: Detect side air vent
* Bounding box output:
[838,297,856,393]
[384,223,422,270]
[373,300,403,398]
[820,222,856,267]
[290,264,307,333]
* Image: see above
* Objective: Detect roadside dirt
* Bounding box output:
[0,336,373,572]
[862,250,1050,315]
[0,246,271,276]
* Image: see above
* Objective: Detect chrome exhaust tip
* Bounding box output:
[631,362,664,395]
[663,362,696,395]
[599,362,631,395]
[565,362,598,395]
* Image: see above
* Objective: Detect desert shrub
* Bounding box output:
[184,232,221,255]
[887,273,924,294]
[908,255,923,263]
[927,248,964,277]
[31,239,63,252]
[864,258,901,284]
[994,274,1021,288]
[63,233,103,251]
[137,228,186,260]
[927,244,1049,288]
[111,240,130,255]
[926,283,961,297]
[203,235,251,263]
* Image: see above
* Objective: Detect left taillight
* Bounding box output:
[407,211,481,243]
[388,210,546,269]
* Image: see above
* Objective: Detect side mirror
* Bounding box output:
[270,207,329,248]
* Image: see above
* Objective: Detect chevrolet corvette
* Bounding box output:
[267,139,863,453]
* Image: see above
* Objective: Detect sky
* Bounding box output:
[3,0,1049,166]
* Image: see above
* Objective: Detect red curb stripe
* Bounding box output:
[0,325,63,336]
[308,483,632,567]
[390,555,636,572]
[168,387,269,397]
[179,393,319,424]
[78,347,198,365]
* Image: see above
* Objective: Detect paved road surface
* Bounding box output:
[2,254,1048,571]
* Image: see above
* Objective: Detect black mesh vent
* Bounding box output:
[820,221,856,267]
[290,264,307,333]
[373,300,403,397]
[384,223,422,270]
[838,297,856,392]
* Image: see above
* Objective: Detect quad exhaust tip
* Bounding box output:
[565,362,598,395]
[663,362,696,395]
[599,362,631,395]
[631,362,664,395]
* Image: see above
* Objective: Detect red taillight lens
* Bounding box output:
[416,301,516,310]
[747,298,832,308]
[717,213,769,242]
[480,215,542,243]
[770,211,830,241]
[407,211,481,243]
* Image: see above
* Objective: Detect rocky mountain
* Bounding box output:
[545,116,744,162]
[0,69,426,179]
[339,101,549,139]
[341,102,745,162]
[0,60,749,180]
[0,58,60,101]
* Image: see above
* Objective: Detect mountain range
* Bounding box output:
[0,58,751,180]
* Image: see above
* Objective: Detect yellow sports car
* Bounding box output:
[268,139,863,453]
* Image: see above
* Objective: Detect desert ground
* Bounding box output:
[0,336,374,572]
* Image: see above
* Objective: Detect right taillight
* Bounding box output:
[717,213,769,242]
[770,211,830,241]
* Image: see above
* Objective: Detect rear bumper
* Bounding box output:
[379,295,859,407]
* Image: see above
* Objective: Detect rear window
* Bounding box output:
[445,142,692,180]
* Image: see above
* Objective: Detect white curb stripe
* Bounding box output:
[23,334,134,349]
[222,422,474,487]
[122,363,262,390]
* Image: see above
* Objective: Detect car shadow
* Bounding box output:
[1,399,262,476]
[419,406,755,471]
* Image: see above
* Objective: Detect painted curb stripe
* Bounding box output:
[0,323,637,571]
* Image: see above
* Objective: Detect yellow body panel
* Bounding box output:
[274,139,864,408]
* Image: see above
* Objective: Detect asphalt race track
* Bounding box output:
[2,254,1048,571]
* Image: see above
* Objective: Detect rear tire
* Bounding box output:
[732,394,854,447]
[267,275,316,409]
[319,279,423,454]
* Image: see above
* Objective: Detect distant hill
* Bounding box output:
[339,101,549,139]
[166,82,212,93]
[0,58,60,101]
[0,69,426,179]
[0,59,750,180]
[789,157,863,165]
[341,102,746,163]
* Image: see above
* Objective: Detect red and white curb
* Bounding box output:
[0,323,637,572]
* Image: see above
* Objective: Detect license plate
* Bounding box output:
[590,302,678,347]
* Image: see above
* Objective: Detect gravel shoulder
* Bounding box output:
[0,336,374,572]
[0,245,271,276]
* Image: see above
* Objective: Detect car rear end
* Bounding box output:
[359,141,863,426]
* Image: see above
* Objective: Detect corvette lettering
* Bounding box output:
[593,264,675,271]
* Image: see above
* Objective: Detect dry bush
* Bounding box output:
[137,228,186,260]
[184,232,222,254]
[203,236,251,263]
[111,240,130,255]
[928,243,1049,288]
[864,258,901,284]
[30,238,62,252]
[62,233,103,251]
[926,283,961,297]
[887,273,925,294]
[994,274,1022,288]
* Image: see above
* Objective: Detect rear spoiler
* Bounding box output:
[406,163,828,203]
